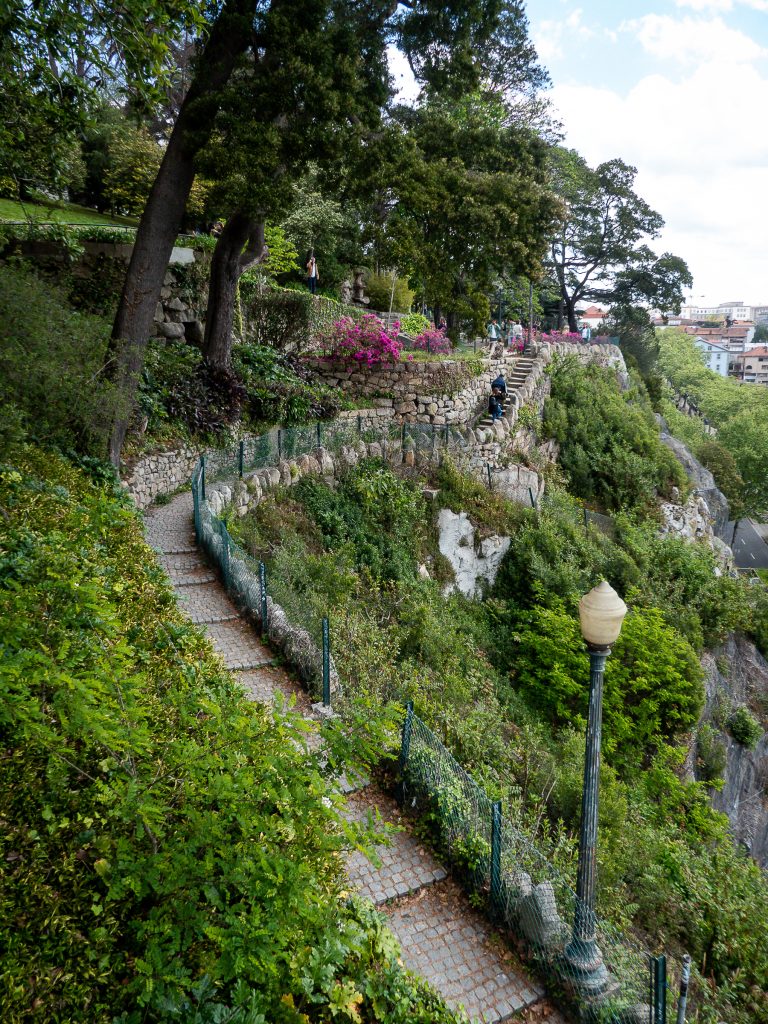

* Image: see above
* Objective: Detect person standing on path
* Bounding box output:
[307,252,319,295]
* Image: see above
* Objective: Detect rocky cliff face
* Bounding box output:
[690,636,768,867]
[658,424,731,540]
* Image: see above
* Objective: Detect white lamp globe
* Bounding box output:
[578,581,627,648]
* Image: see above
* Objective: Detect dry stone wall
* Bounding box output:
[124,343,625,510]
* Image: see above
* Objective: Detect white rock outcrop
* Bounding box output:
[437,508,510,599]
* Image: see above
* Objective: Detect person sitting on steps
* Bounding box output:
[491,372,507,398]
[488,388,504,421]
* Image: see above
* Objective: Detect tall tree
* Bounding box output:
[197,0,390,370]
[105,0,549,462]
[380,94,559,329]
[549,149,691,332]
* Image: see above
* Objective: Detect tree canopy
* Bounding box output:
[548,148,692,332]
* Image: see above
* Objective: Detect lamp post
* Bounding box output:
[564,581,627,995]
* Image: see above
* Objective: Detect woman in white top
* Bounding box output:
[306,253,319,295]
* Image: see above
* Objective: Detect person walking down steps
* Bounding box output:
[307,252,319,295]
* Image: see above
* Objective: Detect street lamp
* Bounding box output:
[563,581,627,995]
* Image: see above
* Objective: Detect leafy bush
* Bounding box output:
[318,314,402,366]
[240,286,363,351]
[728,705,762,749]
[0,263,116,456]
[400,312,431,336]
[0,446,455,1024]
[412,327,452,354]
[494,601,703,771]
[543,356,686,512]
[697,724,727,783]
[364,271,415,314]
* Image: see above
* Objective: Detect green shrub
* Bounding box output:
[0,445,455,1024]
[364,271,415,314]
[401,312,432,336]
[543,356,686,512]
[728,705,762,749]
[0,263,117,456]
[494,601,703,771]
[697,724,727,783]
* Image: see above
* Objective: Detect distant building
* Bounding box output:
[693,337,730,377]
[577,305,608,329]
[740,346,768,386]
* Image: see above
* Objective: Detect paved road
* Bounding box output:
[728,519,768,570]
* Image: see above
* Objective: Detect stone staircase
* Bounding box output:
[477,357,534,429]
[144,491,566,1024]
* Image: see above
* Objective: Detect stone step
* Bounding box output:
[170,568,218,587]
[160,552,209,573]
[176,583,240,625]
[344,791,447,904]
[202,618,273,671]
[385,880,544,1023]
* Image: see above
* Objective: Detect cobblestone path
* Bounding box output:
[144,492,565,1024]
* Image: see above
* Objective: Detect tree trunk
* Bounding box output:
[106,0,255,466]
[566,297,579,333]
[203,213,265,371]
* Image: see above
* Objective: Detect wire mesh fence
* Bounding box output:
[191,418,684,1024]
[400,703,679,1024]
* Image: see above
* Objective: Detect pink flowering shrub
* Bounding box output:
[411,327,452,355]
[320,314,402,366]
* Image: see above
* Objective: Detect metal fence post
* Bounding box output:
[322,616,331,707]
[259,560,268,632]
[584,506,588,529]
[221,522,231,590]
[200,455,206,500]
[486,463,492,490]
[357,414,362,436]
[192,466,200,542]
[491,801,502,913]
[651,955,667,1024]
[316,422,322,450]
[238,439,244,478]
[528,486,537,509]
[444,424,449,447]
[277,428,282,461]
[397,701,415,803]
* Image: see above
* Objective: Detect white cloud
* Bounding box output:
[675,0,768,10]
[533,9,595,63]
[622,14,767,65]
[549,58,768,301]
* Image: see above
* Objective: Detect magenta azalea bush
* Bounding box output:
[411,327,452,355]
[320,314,402,366]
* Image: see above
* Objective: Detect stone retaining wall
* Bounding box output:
[305,352,519,426]
[124,343,625,509]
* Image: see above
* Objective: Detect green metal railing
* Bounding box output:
[399,703,681,1023]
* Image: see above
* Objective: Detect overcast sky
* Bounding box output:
[390,1,768,306]
[532,0,768,306]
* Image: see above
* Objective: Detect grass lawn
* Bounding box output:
[0,195,137,227]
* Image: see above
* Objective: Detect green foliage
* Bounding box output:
[242,286,363,351]
[400,312,432,336]
[364,272,415,314]
[136,339,343,446]
[697,440,746,519]
[0,263,117,456]
[103,124,163,217]
[696,725,727,784]
[657,329,768,518]
[0,445,456,1024]
[495,601,703,771]
[543,355,686,511]
[728,706,762,749]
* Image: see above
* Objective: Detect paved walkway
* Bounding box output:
[144,492,566,1024]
